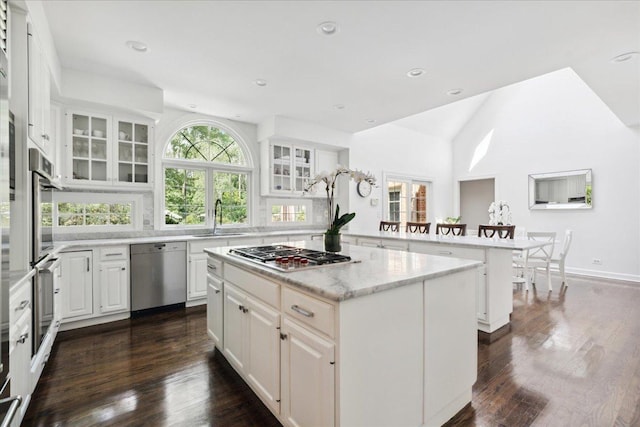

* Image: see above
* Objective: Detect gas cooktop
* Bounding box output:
[228,244,354,272]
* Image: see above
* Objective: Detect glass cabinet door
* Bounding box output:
[293,148,312,192]
[116,120,149,184]
[71,113,109,182]
[272,144,291,192]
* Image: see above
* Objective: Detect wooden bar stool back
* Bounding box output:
[406,222,431,234]
[477,224,516,239]
[435,223,467,236]
[379,221,400,232]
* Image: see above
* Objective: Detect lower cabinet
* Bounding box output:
[60,246,130,327]
[223,282,281,413]
[60,250,94,319]
[99,259,129,313]
[280,318,335,427]
[206,274,224,348]
[188,253,208,301]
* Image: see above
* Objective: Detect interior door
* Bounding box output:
[459,178,495,231]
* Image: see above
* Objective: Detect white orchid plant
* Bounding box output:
[488,200,512,225]
[304,166,376,235]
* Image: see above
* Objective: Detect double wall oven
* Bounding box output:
[29,148,60,357]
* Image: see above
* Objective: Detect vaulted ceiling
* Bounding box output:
[40,1,640,132]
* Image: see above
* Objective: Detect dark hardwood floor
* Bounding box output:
[24,274,640,427]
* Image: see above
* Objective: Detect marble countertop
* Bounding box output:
[55,229,324,251]
[346,230,548,251]
[205,240,482,302]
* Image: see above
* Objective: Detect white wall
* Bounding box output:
[452,68,640,281]
[348,124,453,233]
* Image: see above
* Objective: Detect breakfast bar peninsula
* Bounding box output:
[205,241,481,427]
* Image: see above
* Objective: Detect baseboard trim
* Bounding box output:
[566,268,640,284]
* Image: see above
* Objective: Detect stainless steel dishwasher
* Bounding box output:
[130,241,187,313]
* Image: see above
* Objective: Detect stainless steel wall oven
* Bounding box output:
[28,148,57,266]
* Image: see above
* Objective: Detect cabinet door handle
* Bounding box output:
[54,288,60,294]
[86,258,90,272]
[17,333,29,344]
[121,267,126,271]
[438,251,453,255]
[291,304,314,318]
[211,286,220,294]
[15,300,29,311]
[104,253,121,257]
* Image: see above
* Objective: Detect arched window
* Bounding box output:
[162,124,251,227]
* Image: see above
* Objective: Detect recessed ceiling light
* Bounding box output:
[447,88,464,96]
[365,119,376,124]
[611,51,639,63]
[254,79,267,87]
[333,104,345,110]
[406,68,425,78]
[317,21,339,36]
[126,40,148,52]
[188,104,197,109]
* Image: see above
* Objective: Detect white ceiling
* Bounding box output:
[40,0,640,132]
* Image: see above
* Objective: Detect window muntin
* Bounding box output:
[164,125,246,165]
[58,202,133,227]
[267,199,311,226]
[162,123,251,228]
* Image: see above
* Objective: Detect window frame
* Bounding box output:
[159,121,254,230]
[52,192,143,234]
[382,172,433,226]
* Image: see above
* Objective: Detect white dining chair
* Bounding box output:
[550,230,573,287]
[513,231,556,291]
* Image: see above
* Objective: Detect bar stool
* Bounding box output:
[435,223,467,236]
[406,222,431,234]
[379,221,400,232]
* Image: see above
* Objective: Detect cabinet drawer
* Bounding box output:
[10,281,32,325]
[410,243,485,262]
[99,246,128,261]
[207,258,223,278]
[224,264,279,309]
[283,287,335,338]
[190,239,228,255]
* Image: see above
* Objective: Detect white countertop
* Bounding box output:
[346,230,547,251]
[54,229,324,251]
[205,240,482,301]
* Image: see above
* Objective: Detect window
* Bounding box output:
[162,124,251,228]
[53,192,142,233]
[385,176,430,225]
[268,199,311,226]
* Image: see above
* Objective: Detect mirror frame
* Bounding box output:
[528,169,592,210]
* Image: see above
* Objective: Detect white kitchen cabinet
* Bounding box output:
[64,110,154,189]
[27,23,51,154]
[188,253,208,301]
[60,251,94,319]
[260,141,313,196]
[99,260,129,314]
[114,117,153,186]
[9,273,34,427]
[207,274,224,349]
[281,317,335,427]
[223,282,281,413]
[66,111,111,184]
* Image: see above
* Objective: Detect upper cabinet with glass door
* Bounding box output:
[261,141,315,196]
[64,110,153,189]
[115,119,152,186]
[68,112,110,183]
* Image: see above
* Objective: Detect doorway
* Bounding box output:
[459,178,495,231]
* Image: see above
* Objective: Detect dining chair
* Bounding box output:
[406,221,431,234]
[379,221,400,232]
[477,224,515,239]
[435,223,467,236]
[550,230,573,287]
[513,231,556,291]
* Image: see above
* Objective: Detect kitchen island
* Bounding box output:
[205,241,482,427]
[344,231,548,340]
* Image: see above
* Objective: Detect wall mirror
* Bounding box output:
[529,169,592,210]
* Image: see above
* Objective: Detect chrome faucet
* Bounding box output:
[213,198,223,234]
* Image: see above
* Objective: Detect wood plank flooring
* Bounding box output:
[24,274,640,427]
